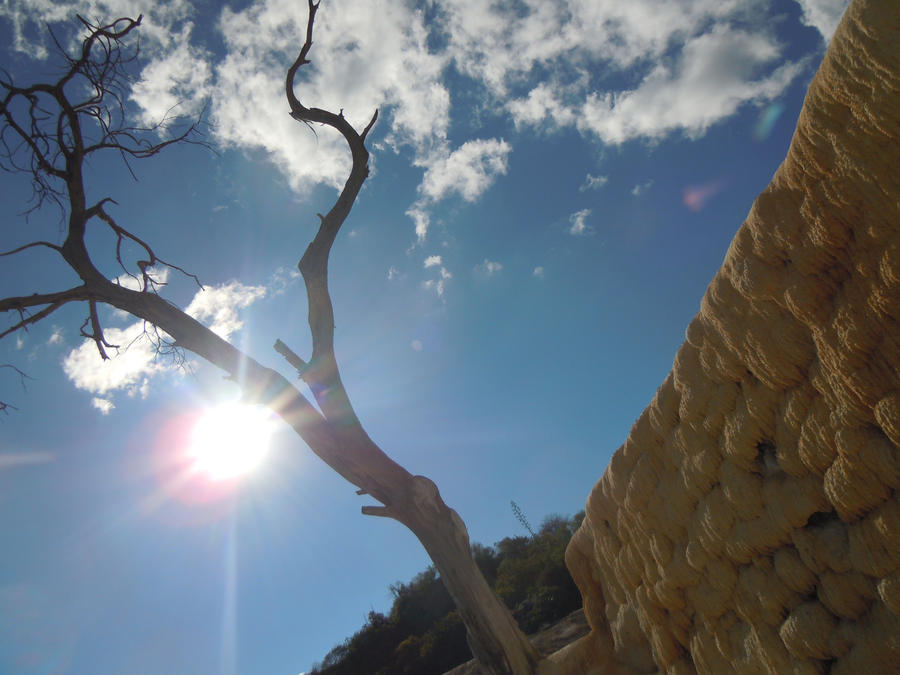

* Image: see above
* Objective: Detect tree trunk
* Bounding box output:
[0,7,549,673]
[101,286,542,673]
[366,475,542,674]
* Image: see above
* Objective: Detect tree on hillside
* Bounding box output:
[0,4,544,674]
[311,511,587,674]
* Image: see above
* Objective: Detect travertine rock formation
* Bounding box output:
[561,0,900,672]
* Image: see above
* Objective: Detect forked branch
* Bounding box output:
[0,15,207,356]
[278,5,541,673]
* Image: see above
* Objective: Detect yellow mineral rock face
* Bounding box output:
[561,0,900,672]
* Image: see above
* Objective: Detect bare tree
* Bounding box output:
[1,5,544,673]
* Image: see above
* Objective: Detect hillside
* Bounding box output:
[309,513,585,675]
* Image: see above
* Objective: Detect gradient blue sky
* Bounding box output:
[1,0,848,672]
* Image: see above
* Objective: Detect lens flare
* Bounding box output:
[683,181,725,212]
[754,102,784,141]
[187,403,275,482]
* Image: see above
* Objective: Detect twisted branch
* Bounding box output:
[1,14,206,358]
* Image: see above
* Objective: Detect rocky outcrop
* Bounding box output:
[563,0,900,672]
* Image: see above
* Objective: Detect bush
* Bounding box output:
[310,511,585,674]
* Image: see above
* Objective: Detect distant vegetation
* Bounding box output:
[310,511,585,674]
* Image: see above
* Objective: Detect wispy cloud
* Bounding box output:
[63,322,172,398]
[631,180,654,197]
[475,259,503,277]
[46,326,63,346]
[0,0,841,254]
[268,266,302,296]
[418,139,510,203]
[568,209,592,236]
[0,452,55,469]
[794,0,851,42]
[185,282,266,340]
[532,266,544,279]
[130,22,211,125]
[91,397,115,414]
[575,28,805,144]
[579,174,609,192]
[62,281,266,407]
[424,255,442,268]
[423,266,452,298]
[410,139,511,242]
[0,0,195,59]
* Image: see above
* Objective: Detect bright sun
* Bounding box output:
[187,402,276,481]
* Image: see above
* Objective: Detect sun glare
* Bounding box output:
[187,402,275,481]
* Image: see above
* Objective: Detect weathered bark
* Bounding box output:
[382,475,543,674]
[277,3,542,671]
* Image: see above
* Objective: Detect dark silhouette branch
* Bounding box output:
[0,240,62,257]
[0,14,208,217]
[0,286,91,340]
[0,364,32,413]
[90,199,202,290]
[80,300,117,359]
[1,15,208,358]
[1,9,542,674]
[280,5,540,673]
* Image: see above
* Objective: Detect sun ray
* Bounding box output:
[187,402,275,482]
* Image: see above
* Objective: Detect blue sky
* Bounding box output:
[0,0,848,672]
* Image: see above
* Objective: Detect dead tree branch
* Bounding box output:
[0,15,207,354]
[0,364,32,413]
[1,7,542,673]
[281,3,540,672]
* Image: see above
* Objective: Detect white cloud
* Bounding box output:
[15,336,24,350]
[423,266,452,298]
[0,0,448,194]
[424,255,442,268]
[62,281,266,404]
[92,397,115,414]
[387,266,400,280]
[47,327,63,346]
[631,180,654,197]
[130,23,211,125]
[533,266,544,278]
[410,138,511,242]
[507,83,576,128]
[63,322,170,397]
[114,267,170,293]
[794,0,850,42]
[406,206,431,243]
[450,0,808,147]
[185,282,266,340]
[0,1,195,59]
[212,0,450,193]
[476,259,503,276]
[418,139,511,203]
[268,266,302,296]
[423,279,445,298]
[580,174,609,192]
[0,0,831,261]
[569,209,592,236]
[578,27,805,144]
[411,339,423,352]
